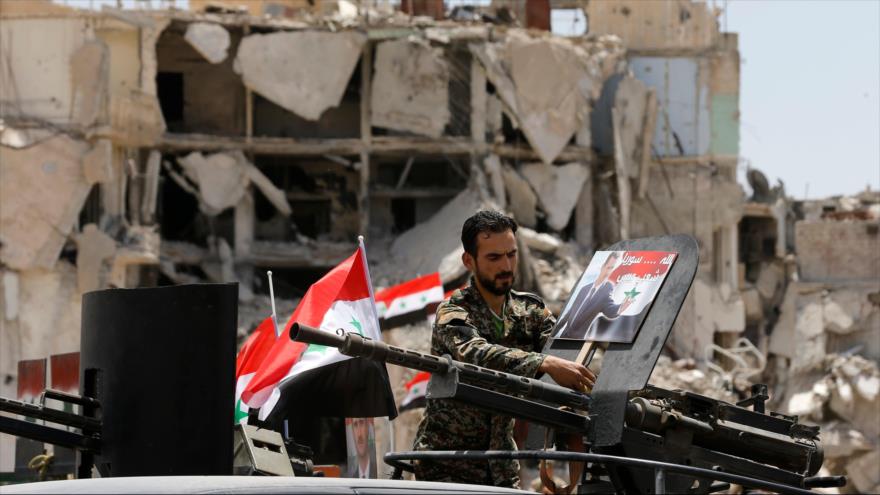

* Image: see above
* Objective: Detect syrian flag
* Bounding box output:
[242,240,397,423]
[234,316,276,424]
[375,273,444,330]
[400,371,430,412]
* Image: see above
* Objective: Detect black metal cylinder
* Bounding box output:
[292,325,592,410]
[80,284,237,477]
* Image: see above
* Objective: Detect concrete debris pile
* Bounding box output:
[517,227,584,312]
[371,163,585,313]
[649,356,739,403]
[777,355,880,494]
[170,150,292,216]
[748,188,880,490]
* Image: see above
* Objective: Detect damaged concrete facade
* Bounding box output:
[0,0,759,472]
[1,0,877,487]
[584,0,746,361]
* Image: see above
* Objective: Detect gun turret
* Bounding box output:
[291,322,842,494]
[625,387,824,477]
[290,323,592,410]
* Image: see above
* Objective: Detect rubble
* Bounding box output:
[500,164,538,228]
[184,22,230,64]
[81,139,113,185]
[74,224,117,294]
[176,151,250,215]
[0,135,92,270]
[173,151,291,217]
[768,350,880,493]
[482,155,506,208]
[521,162,589,231]
[518,227,562,254]
[387,185,494,283]
[371,38,450,138]
[846,449,880,493]
[472,31,625,165]
[649,355,738,403]
[234,30,366,121]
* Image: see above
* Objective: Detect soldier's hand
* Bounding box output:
[538,355,596,393]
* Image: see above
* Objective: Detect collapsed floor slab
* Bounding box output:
[234,30,366,121]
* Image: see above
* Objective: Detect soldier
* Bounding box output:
[412,210,595,488]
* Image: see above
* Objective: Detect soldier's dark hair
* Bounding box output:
[461,210,518,256]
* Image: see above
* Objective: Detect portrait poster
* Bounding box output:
[344,417,377,479]
[552,250,677,343]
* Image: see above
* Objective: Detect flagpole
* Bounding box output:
[357,235,382,326]
[358,236,394,450]
[267,270,280,338]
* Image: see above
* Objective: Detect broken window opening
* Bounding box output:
[156,72,184,130]
[372,156,470,191]
[78,184,102,229]
[288,198,332,240]
[253,155,358,241]
[157,161,235,247]
[155,21,245,136]
[391,198,417,233]
[739,216,777,284]
[501,112,529,148]
[253,58,361,139]
[445,45,472,137]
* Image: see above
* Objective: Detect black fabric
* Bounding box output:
[263,357,397,464]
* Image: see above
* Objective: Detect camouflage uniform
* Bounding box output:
[412,279,555,488]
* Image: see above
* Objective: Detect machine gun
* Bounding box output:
[292,234,846,495]
[291,323,842,494]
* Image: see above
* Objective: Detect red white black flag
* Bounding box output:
[375,273,444,330]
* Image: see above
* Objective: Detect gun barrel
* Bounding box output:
[626,394,823,476]
[290,322,346,348]
[290,323,591,410]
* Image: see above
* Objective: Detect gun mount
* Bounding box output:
[292,324,842,494]
[292,234,845,494]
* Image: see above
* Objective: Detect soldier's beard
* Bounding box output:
[475,265,515,297]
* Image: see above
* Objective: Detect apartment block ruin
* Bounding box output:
[1,0,877,489]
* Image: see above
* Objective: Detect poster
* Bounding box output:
[345,417,377,479]
[552,250,677,343]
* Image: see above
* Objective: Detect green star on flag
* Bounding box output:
[349,316,363,336]
[624,286,641,299]
[234,398,248,423]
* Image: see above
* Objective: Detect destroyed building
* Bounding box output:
[0,0,877,490]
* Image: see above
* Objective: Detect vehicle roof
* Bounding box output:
[0,476,531,494]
